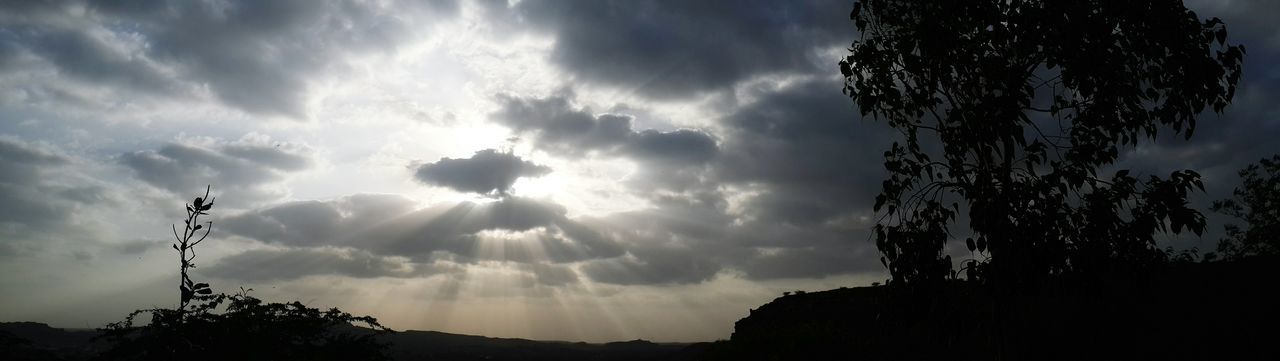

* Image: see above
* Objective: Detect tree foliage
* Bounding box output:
[1212,155,1280,260]
[96,188,392,361]
[840,0,1245,285]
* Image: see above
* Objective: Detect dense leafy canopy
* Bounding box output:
[840,0,1245,284]
[1212,155,1280,260]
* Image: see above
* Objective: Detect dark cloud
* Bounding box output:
[626,129,718,165]
[493,94,719,161]
[15,27,184,97]
[492,94,633,156]
[535,77,898,284]
[414,149,552,196]
[482,79,895,284]
[221,195,625,266]
[714,78,892,225]
[220,193,417,247]
[572,194,731,285]
[0,136,67,183]
[502,0,852,99]
[0,137,106,242]
[1186,0,1280,52]
[0,0,459,117]
[120,140,311,199]
[725,224,883,280]
[580,248,720,285]
[202,247,452,282]
[378,197,623,263]
[620,129,720,192]
[492,93,719,191]
[570,191,883,284]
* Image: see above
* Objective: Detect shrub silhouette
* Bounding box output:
[840,0,1245,285]
[95,187,392,361]
[1211,155,1280,260]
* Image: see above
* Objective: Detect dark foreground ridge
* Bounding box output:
[705,256,1280,360]
[6,257,1278,361]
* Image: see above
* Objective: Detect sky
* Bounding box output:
[1,0,1278,343]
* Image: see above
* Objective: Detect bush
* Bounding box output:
[95,289,391,361]
[95,187,392,361]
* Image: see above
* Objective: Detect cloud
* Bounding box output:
[580,249,720,285]
[370,197,626,263]
[517,77,898,284]
[12,26,184,98]
[202,247,453,282]
[493,93,718,161]
[722,221,884,280]
[524,262,579,286]
[220,193,418,247]
[413,149,552,196]
[120,137,312,200]
[492,94,633,156]
[734,245,882,280]
[623,128,719,191]
[568,188,883,284]
[492,93,719,191]
[626,129,718,165]
[500,0,852,99]
[0,137,109,245]
[713,78,892,225]
[221,194,625,266]
[113,239,165,255]
[0,0,459,117]
[571,195,731,285]
[1185,0,1280,50]
[0,137,74,232]
[0,136,67,171]
[479,79,895,284]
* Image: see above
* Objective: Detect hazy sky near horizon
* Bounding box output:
[1,0,1278,342]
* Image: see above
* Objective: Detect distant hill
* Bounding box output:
[382,330,689,361]
[0,322,695,361]
[0,322,101,361]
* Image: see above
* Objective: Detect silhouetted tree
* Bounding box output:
[1211,155,1280,260]
[96,187,392,361]
[840,0,1245,285]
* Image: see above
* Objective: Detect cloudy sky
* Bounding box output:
[1,0,1277,342]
